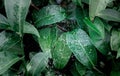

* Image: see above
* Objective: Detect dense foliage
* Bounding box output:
[0,0,120,76]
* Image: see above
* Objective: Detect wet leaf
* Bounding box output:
[66,28,97,68]
[33,5,66,28]
[52,33,72,69]
[38,27,57,52]
[27,51,50,76]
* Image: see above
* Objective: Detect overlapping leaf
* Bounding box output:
[37,27,57,52]
[0,51,23,75]
[66,28,97,68]
[33,5,66,28]
[27,51,50,76]
[23,22,40,38]
[75,61,86,76]
[0,31,23,55]
[84,17,110,55]
[52,33,72,69]
[97,9,120,22]
[0,14,10,30]
[89,0,113,21]
[72,0,82,6]
[111,29,120,58]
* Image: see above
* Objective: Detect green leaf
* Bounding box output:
[89,0,113,21]
[88,18,110,55]
[110,29,120,58]
[52,33,72,69]
[0,14,10,30]
[27,51,50,76]
[4,0,31,35]
[23,22,40,38]
[97,9,120,22]
[81,0,89,4]
[0,51,23,75]
[83,17,101,35]
[75,7,87,30]
[2,69,18,76]
[70,64,81,76]
[38,27,57,52]
[0,31,23,55]
[75,61,86,76]
[110,71,120,76]
[72,0,82,6]
[33,5,66,28]
[66,28,97,68]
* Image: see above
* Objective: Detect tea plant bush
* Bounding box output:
[0,0,120,76]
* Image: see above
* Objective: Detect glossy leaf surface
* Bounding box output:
[52,33,72,69]
[66,28,97,68]
[33,5,66,27]
[38,27,57,52]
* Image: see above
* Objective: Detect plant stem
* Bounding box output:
[93,66,103,74]
[31,3,39,10]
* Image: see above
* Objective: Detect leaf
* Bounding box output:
[72,0,82,6]
[110,71,120,76]
[89,0,113,21]
[110,29,120,58]
[66,28,97,68]
[52,33,72,69]
[0,14,10,30]
[0,31,24,55]
[75,61,86,76]
[2,69,17,76]
[75,7,87,30]
[4,0,31,35]
[27,51,50,76]
[33,5,66,28]
[81,0,89,4]
[97,9,120,22]
[83,17,101,35]
[0,51,23,75]
[37,27,57,52]
[87,18,110,55]
[23,22,40,38]
[70,64,81,76]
